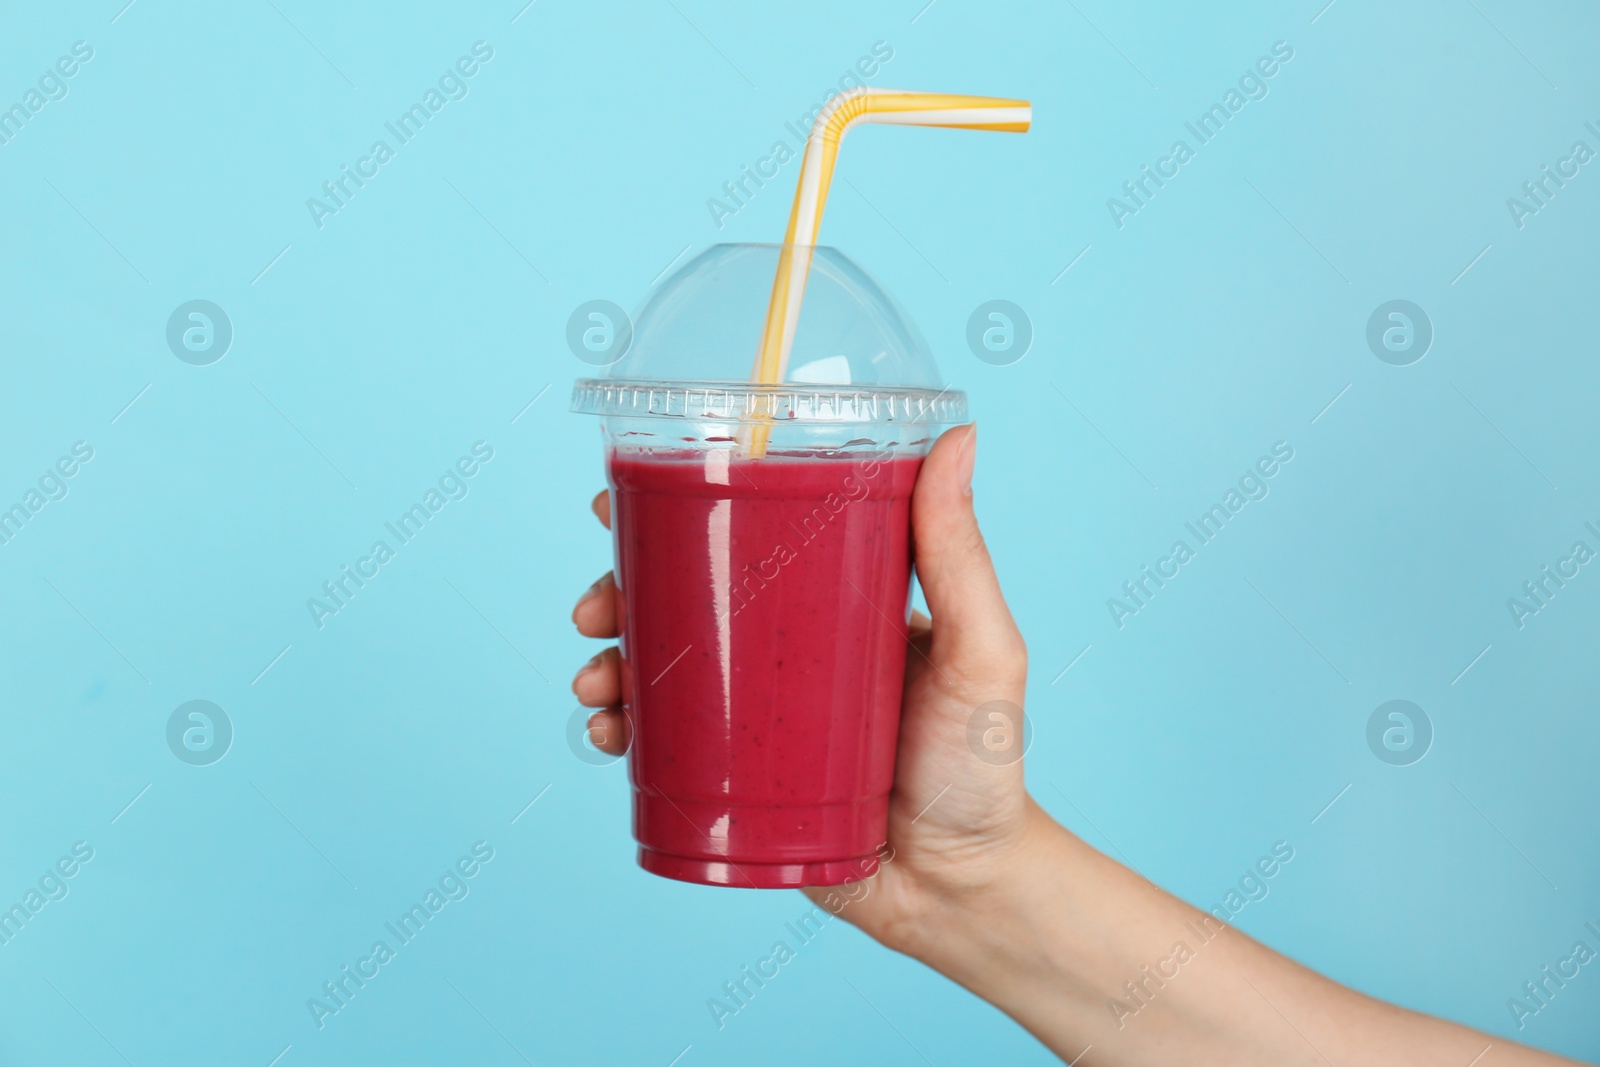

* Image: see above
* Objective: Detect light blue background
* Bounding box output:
[2,0,1597,1063]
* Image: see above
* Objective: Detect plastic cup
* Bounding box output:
[571,244,966,888]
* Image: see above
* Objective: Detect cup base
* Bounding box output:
[638,846,880,889]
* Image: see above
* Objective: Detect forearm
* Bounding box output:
[900,799,1573,1066]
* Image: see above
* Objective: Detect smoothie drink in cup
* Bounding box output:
[608,445,925,887]
[571,89,1029,888]
[572,244,965,887]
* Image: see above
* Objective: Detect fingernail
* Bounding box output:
[957,423,977,496]
[571,652,604,694]
[571,576,606,623]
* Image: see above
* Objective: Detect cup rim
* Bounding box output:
[570,377,969,424]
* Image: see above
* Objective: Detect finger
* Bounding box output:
[592,489,611,530]
[910,424,1026,686]
[572,647,623,708]
[573,572,619,638]
[586,707,631,756]
[909,607,932,637]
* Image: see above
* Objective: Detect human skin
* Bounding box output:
[571,424,1582,1066]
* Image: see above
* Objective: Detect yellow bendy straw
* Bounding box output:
[745,87,1031,457]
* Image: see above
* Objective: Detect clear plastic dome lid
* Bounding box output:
[571,243,966,425]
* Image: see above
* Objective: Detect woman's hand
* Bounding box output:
[569,425,1040,949]
[572,425,1036,940]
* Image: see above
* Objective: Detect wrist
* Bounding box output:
[891,797,1227,1062]
[898,798,1108,1012]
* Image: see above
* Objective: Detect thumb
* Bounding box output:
[910,424,1026,687]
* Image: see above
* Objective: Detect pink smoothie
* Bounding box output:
[607,447,923,888]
